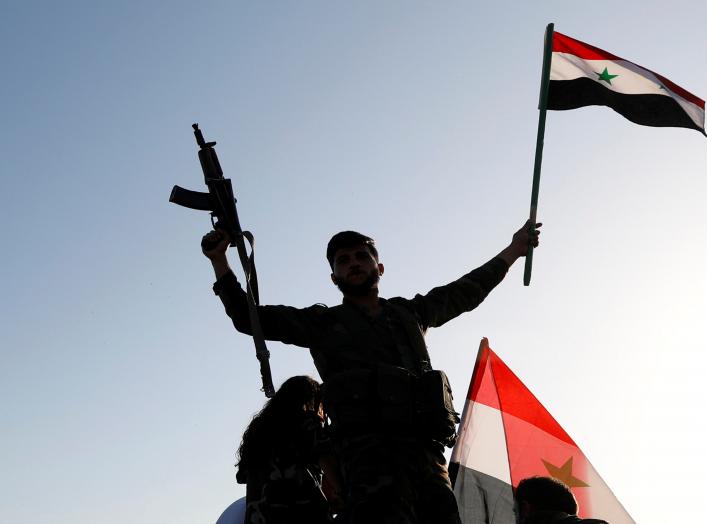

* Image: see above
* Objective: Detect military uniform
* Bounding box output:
[214,257,509,523]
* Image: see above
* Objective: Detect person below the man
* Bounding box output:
[514,476,609,524]
[202,220,541,524]
[235,375,340,524]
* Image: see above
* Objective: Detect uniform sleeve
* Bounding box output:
[213,270,323,348]
[409,257,509,329]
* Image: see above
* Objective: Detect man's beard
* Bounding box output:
[333,271,380,296]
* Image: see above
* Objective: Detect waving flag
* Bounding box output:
[548,31,705,133]
[450,339,634,524]
[523,25,704,286]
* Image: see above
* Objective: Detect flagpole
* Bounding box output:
[523,23,554,286]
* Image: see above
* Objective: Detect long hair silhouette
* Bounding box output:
[236,375,322,482]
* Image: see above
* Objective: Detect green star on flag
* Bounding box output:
[595,67,618,84]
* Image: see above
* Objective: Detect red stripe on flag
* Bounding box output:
[553,31,705,109]
[468,338,494,406]
[490,350,575,446]
[468,340,575,446]
[553,32,622,61]
[654,73,705,109]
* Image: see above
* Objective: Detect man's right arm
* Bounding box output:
[203,230,321,348]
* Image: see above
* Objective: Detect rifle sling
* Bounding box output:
[232,225,275,398]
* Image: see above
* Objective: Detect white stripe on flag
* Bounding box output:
[551,55,664,95]
[451,401,511,483]
[584,462,635,524]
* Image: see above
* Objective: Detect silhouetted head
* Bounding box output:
[267,375,322,414]
[515,476,578,523]
[326,231,378,269]
[326,231,383,296]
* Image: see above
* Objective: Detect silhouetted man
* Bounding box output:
[203,220,540,524]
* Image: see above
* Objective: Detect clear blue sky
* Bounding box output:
[2,2,706,523]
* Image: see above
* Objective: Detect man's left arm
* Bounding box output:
[413,220,541,328]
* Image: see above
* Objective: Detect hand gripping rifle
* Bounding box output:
[169,124,275,398]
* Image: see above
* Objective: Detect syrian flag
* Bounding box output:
[548,30,705,134]
[449,339,634,524]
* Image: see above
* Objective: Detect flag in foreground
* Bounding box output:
[450,338,634,524]
[548,31,705,134]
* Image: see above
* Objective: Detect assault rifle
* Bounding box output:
[169,124,275,398]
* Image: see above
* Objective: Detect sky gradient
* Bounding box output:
[2,2,706,523]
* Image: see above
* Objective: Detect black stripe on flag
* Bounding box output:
[548,77,704,133]
[451,463,515,523]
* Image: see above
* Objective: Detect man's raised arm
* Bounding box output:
[202,229,321,349]
[409,220,542,329]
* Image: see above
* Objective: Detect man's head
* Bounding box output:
[515,476,578,523]
[326,231,383,296]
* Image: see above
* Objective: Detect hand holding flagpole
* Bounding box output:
[524,23,554,286]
